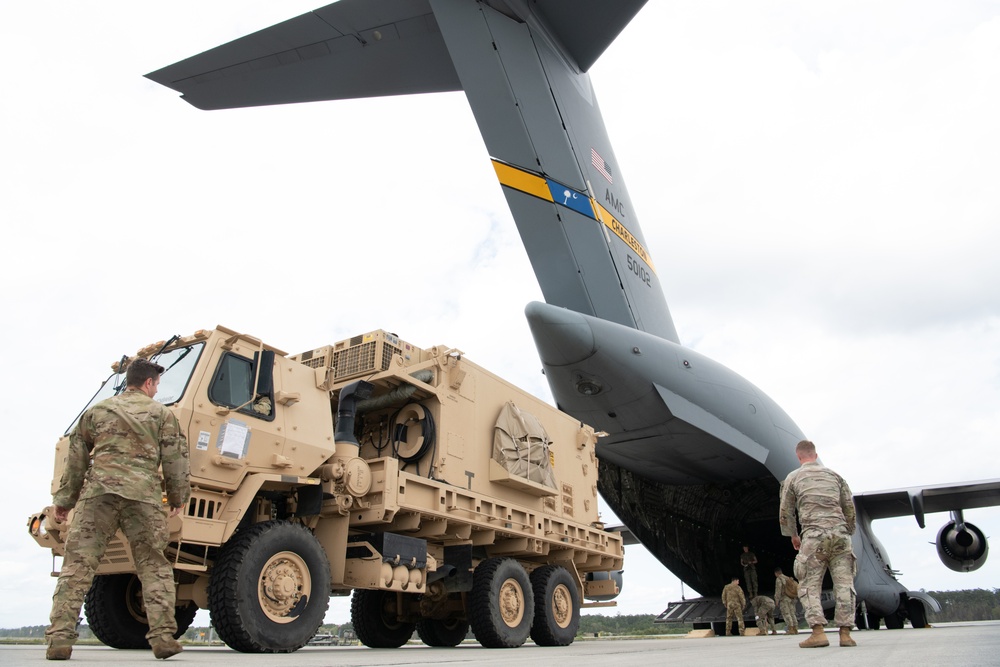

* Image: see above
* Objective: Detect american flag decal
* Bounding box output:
[591,147,613,183]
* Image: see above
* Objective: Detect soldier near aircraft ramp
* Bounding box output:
[44,359,191,661]
[740,545,759,598]
[720,577,747,636]
[751,595,777,635]
[779,440,857,648]
[774,567,800,635]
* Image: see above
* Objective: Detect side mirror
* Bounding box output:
[254,350,275,396]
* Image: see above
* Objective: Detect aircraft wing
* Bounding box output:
[854,478,1000,528]
[145,0,646,111]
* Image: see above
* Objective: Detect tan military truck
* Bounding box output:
[28,326,624,652]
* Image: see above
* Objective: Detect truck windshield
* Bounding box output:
[64,343,205,434]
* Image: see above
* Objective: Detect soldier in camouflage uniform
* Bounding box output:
[751,595,777,635]
[740,545,758,598]
[720,576,746,636]
[774,566,799,634]
[44,359,191,661]
[779,440,857,649]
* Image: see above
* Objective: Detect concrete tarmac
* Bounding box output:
[3,621,997,666]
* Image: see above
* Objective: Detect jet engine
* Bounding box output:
[936,512,989,572]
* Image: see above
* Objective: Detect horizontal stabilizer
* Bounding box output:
[146,0,461,109]
[145,0,648,110]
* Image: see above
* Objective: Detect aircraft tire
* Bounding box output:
[884,609,905,629]
[85,573,196,649]
[907,599,928,628]
[529,565,580,646]
[416,617,469,646]
[469,557,534,648]
[208,520,330,653]
[352,589,416,648]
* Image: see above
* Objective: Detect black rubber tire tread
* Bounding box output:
[866,612,881,630]
[884,609,905,629]
[351,589,415,648]
[907,598,928,628]
[529,565,580,646]
[416,617,470,646]
[85,573,199,649]
[468,557,534,648]
[207,520,330,653]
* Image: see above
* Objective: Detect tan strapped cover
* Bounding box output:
[493,401,558,489]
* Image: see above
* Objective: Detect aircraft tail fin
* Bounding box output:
[147,0,679,342]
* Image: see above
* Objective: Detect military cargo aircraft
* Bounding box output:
[146,0,999,629]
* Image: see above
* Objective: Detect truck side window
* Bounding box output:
[208,352,275,421]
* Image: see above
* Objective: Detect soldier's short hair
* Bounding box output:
[795,440,816,457]
[774,567,783,575]
[126,358,165,388]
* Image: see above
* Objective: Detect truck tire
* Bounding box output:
[469,557,534,648]
[416,617,469,646]
[85,573,197,649]
[529,565,580,646]
[352,589,415,648]
[208,520,330,653]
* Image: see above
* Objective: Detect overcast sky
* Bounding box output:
[1,0,998,632]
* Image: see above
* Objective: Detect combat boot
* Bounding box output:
[788,626,799,635]
[151,637,183,660]
[46,645,72,660]
[839,626,857,647]
[798,624,829,648]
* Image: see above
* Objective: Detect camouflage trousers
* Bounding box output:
[778,597,798,631]
[45,494,177,647]
[743,567,758,598]
[724,603,745,635]
[755,610,776,634]
[793,530,857,628]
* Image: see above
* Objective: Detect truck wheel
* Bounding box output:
[416,617,469,646]
[352,589,415,648]
[529,565,580,646]
[469,557,534,648]
[208,520,330,653]
[85,573,197,649]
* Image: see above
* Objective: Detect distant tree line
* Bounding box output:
[926,589,1000,622]
[2,589,998,639]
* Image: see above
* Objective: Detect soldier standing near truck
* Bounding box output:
[44,359,191,661]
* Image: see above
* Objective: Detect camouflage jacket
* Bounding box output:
[54,389,190,509]
[721,582,746,608]
[778,461,856,538]
[740,550,757,568]
[774,574,790,606]
[752,595,775,615]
